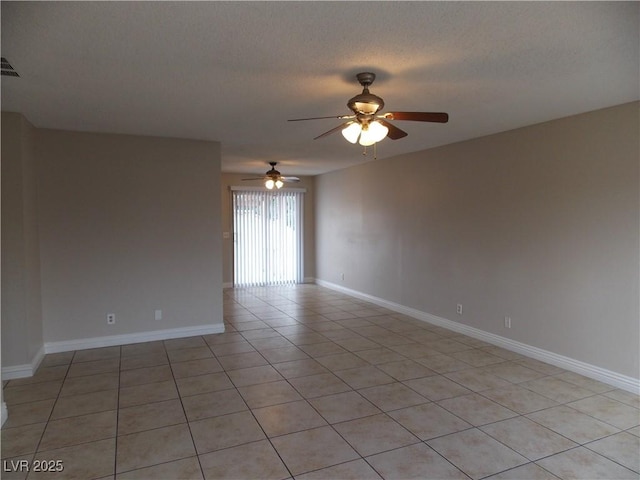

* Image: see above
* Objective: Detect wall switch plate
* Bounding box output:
[154,309,162,321]
[456,304,463,315]
[107,313,116,325]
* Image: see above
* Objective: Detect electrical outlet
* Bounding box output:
[106,313,115,325]
[456,304,463,315]
[504,316,511,328]
[341,273,345,281]
[154,309,162,321]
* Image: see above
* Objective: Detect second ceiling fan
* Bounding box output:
[289,72,449,146]
[242,162,300,190]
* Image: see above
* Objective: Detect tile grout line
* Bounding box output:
[113,346,122,478]
[24,350,75,475]
[209,325,296,479]
[166,335,210,480]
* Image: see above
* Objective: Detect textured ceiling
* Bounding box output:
[1,2,638,176]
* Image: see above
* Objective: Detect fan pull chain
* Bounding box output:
[360,144,378,159]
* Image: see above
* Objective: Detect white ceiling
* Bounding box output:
[2,2,638,176]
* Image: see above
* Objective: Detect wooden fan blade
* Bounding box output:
[289,115,355,122]
[314,122,349,140]
[378,119,408,140]
[241,177,265,181]
[382,112,449,123]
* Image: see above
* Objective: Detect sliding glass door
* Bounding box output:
[232,188,304,287]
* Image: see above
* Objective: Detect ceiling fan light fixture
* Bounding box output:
[265,179,275,189]
[358,127,375,146]
[275,179,284,189]
[367,120,389,143]
[358,121,388,146]
[341,122,361,144]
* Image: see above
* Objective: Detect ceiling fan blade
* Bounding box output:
[378,119,408,140]
[282,177,300,183]
[288,115,355,122]
[382,112,449,123]
[241,177,265,181]
[314,122,350,140]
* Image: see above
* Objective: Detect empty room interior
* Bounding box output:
[1,2,639,480]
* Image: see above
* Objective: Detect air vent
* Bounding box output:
[1,57,20,77]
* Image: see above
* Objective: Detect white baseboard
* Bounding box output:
[315,279,640,394]
[44,323,226,354]
[1,401,7,427]
[1,344,45,380]
[2,325,226,380]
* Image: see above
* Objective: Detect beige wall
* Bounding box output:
[220,173,316,286]
[1,112,43,367]
[36,129,223,344]
[315,102,639,379]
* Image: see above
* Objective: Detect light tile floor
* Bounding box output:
[2,284,639,479]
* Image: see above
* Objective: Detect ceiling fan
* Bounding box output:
[242,162,300,189]
[289,72,448,146]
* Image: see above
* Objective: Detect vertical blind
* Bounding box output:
[232,187,304,287]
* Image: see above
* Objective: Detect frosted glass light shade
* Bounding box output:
[265,179,275,189]
[275,179,284,189]
[341,122,361,144]
[366,121,389,143]
[358,127,376,146]
[342,120,388,146]
[359,121,388,146]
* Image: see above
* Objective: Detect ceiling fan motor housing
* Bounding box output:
[348,72,384,116]
[264,162,281,181]
[348,91,384,116]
